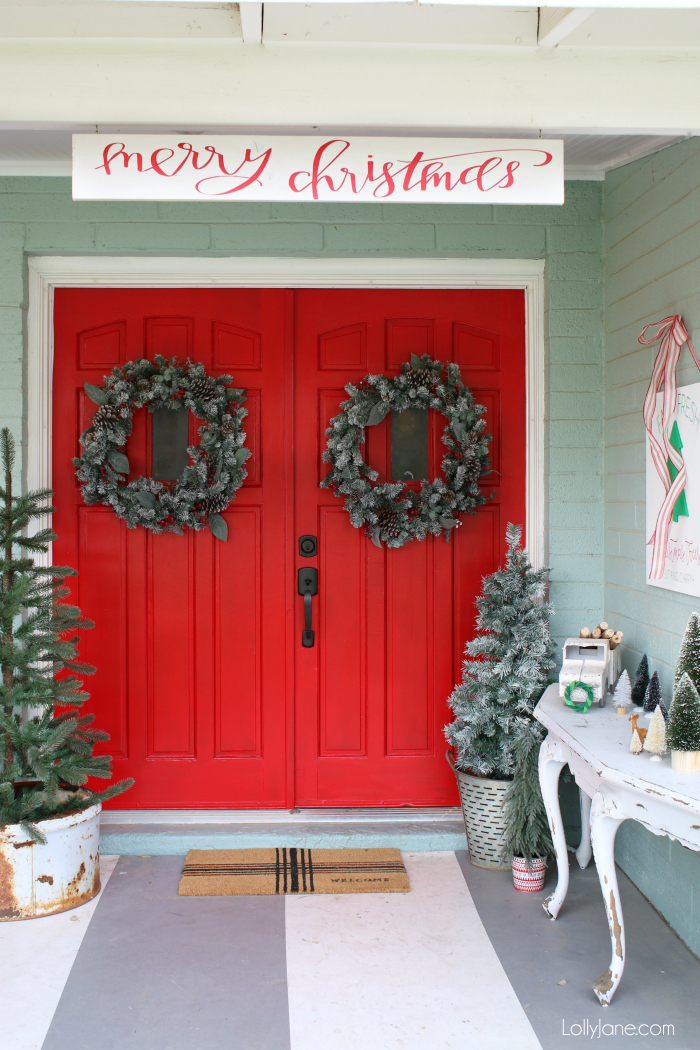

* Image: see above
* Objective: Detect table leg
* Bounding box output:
[576,789,592,869]
[590,792,626,1006]
[539,735,569,920]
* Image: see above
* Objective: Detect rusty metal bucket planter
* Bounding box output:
[0,801,101,920]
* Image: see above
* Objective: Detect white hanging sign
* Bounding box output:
[72,135,563,204]
[646,382,700,597]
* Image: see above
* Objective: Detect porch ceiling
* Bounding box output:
[0,1,699,153]
[3,1,700,46]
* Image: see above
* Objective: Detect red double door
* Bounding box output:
[53,287,525,809]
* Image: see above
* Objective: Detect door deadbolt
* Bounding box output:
[299,535,317,557]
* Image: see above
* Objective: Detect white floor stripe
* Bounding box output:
[0,854,118,1050]
[285,851,543,1050]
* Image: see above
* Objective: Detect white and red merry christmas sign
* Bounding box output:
[72,135,564,204]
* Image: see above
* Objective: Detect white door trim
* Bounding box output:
[27,255,546,568]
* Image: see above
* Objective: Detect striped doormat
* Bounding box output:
[178,847,410,896]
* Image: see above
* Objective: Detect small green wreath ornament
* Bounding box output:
[321,354,491,548]
[73,356,250,542]
[564,681,594,712]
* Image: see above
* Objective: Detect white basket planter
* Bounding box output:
[0,802,101,920]
[512,855,547,892]
[446,751,511,870]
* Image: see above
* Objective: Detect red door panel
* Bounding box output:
[293,289,525,806]
[53,286,525,809]
[53,288,291,808]
[318,507,366,756]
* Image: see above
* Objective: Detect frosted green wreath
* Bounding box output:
[321,354,491,548]
[74,356,249,542]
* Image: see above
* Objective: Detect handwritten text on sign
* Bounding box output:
[72,135,564,204]
[647,382,700,598]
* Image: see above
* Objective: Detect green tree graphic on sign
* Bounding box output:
[668,420,689,523]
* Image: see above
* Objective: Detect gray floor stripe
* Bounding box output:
[40,855,291,1050]
[457,850,700,1050]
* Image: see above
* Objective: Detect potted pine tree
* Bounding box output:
[445,523,555,884]
[502,731,554,891]
[0,429,133,919]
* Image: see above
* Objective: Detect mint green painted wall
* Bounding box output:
[7,170,700,952]
[4,168,698,953]
[604,137,700,958]
[0,175,605,651]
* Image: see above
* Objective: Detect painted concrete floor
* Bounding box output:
[2,851,699,1050]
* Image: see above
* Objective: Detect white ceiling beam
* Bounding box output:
[3,42,700,131]
[538,8,595,46]
[239,3,263,44]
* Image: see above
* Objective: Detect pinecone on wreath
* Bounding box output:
[220,415,236,435]
[136,378,151,391]
[406,368,433,390]
[459,454,482,483]
[376,507,402,538]
[189,376,217,402]
[205,491,230,514]
[92,404,122,431]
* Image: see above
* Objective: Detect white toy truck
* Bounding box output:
[559,638,621,705]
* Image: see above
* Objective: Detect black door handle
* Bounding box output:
[298,568,318,648]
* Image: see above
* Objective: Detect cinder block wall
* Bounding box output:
[605,137,700,957]
[8,169,700,953]
[0,176,605,649]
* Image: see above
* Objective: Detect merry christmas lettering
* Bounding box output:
[97,139,554,200]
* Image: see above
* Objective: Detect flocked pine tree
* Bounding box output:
[667,672,700,753]
[0,428,133,841]
[445,523,556,861]
[674,613,700,695]
[631,654,650,707]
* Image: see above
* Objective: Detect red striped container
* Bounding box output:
[512,856,547,892]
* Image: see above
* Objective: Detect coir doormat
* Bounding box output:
[178,847,410,896]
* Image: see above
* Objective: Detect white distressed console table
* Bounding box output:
[535,683,700,1006]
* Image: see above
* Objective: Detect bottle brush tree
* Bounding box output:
[631,654,649,707]
[674,612,700,695]
[445,522,556,862]
[643,671,666,718]
[613,669,632,709]
[0,428,133,841]
[644,705,667,760]
[666,672,700,753]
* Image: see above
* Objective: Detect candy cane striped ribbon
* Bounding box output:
[640,315,700,579]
